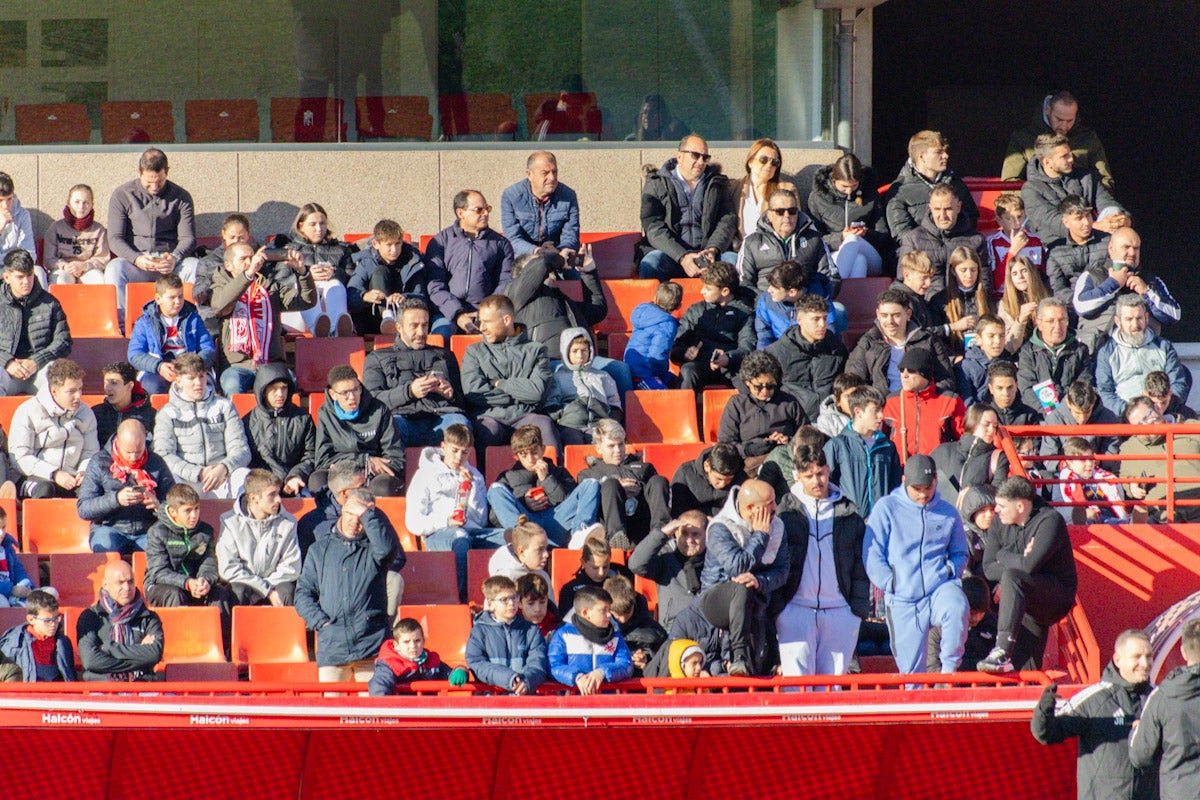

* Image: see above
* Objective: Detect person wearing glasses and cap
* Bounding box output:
[736,188,836,299]
[863,454,970,675]
[0,589,75,681]
[637,135,738,281]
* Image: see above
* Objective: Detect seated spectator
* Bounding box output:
[933,247,995,355]
[957,314,1013,405]
[363,297,469,448]
[979,477,1078,673]
[815,373,867,438]
[45,183,109,286]
[145,483,230,619]
[998,255,1052,354]
[1146,370,1197,422]
[884,130,979,240]
[277,202,355,337]
[369,616,466,696]
[105,149,199,322]
[985,192,1044,295]
[1002,91,1113,187]
[0,250,71,396]
[426,190,513,335]
[898,183,988,297]
[348,219,438,336]
[987,361,1041,426]
[928,576,998,673]
[890,250,938,331]
[128,273,217,395]
[217,468,302,608]
[0,172,37,271]
[405,423,506,603]
[958,485,996,577]
[1096,294,1191,417]
[931,403,1009,506]
[755,260,845,350]
[718,351,804,469]
[606,574,667,677]
[637,135,737,281]
[1055,436,1128,524]
[669,261,756,392]
[651,596,730,678]
[517,573,558,640]
[807,153,890,279]
[625,281,682,390]
[193,213,255,340]
[557,534,637,617]
[1119,398,1200,523]
[625,94,687,143]
[737,188,834,297]
[488,517,553,597]
[242,364,315,497]
[1017,297,1093,416]
[153,353,251,499]
[0,505,30,606]
[825,386,901,512]
[698,479,789,676]
[846,288,956,396]
[78,419,173,554]
[466,575,549,695]
[729,138,793,250]
[77,560,163,682]
[501,151,580,258]
[1074,227,1180,355]
[1022,134,1128,241]
[773,443,870,677]
[462,293,560,453]
[578,419,671,549]
[668,638,710,685]
[766,292,848,420]
[93,361,157,448]
[313,365,405,497]
[10,358,98,499]
[628,511,708,632]
[759,425,829,503]
[670,445,746,518]
[0,590,75,682]
[549,327,621,446]
[881,349,966,459]
[211,241,316,396]
[1039,380,1122,466]
[548,585,633,694]
[296,488,403,684]
[1045,195,1109,303]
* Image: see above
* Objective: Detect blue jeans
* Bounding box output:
[220,366,257,396]
[91,525,147,555]
[832,237,883,279]
[487,479,600,547]
[424,525,508,602]
[393,413,472,448]
[139,370,171,396]
[638,249,737,280]
[549,357,633,399]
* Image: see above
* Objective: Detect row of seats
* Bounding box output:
[14,92,603,145]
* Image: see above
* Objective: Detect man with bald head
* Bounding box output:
[77,418,175,553]
[76,559,164,681]
[501,151,581,258]
[638,134,737,280]
[698,477,789,676]
[1073,227,1181,354]
[1003,91,1114,189]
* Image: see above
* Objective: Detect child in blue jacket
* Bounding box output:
[547,584,632,694]
[128,273,217,395]
[755,260,847,349]
[624,281,681,390]
[466,575,549,694]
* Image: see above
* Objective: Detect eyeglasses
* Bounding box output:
[769,207,799,216]
[748,381,778,392]
[493,594,519,604]
[329,385,362,398]
[464,205,492,214]
[1137,411,1163,425]
[680,150,712,162]
[755,154,781,167]
[31,614,61,625]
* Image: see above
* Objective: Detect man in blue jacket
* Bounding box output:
[426,190,514,335]
[500,151,581,258]
[863,455,969,675]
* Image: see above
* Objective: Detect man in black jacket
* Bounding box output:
[76,559,163,681]
[845,288,956,396]
[0,250,71,396]
[1130,619,1200,800]
[736,189,833,296]
[1016,297,1093,416]
[77,419,174,554]
[883,130,979,240]
[313,365,405,496]
[243,363,315,496]
[1022,133,1129,241]
[670,444,746,517]
[1044,195,1110,303]
[897,184,988,296]
[1033,629,1157,800]
[92,361,157,447]
[979,477,1078,672]
[766,293,848,420]
[668,261,756,392]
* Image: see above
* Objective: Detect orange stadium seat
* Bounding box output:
[131,551,146,591]
[596,280,659,335]
[307,392,324,423]
[229,394,258,416]
[156,606,226,664]
[674,278,704,317]
[465,549,492,607]
[295,337,366,393]
[355,95,433,140]
[49,553,122,606]
[551,549,625,600]
[0,497,17,545]
[248,661,319,683]
[399,551,459,605]
[280,497,318,521]
[625,390,700,444]
[450,334,482,366]
[61,606,85,667]
[150,394,169,410]
[634,575,658,613]
[100,100,174,143]
[230,606,308,665]
[605,332,628,360]
[23,499,91,554]
[49,284,121,337]
[438,94,518,140]
[185,98,259,143]
[0,396,25,434]
[702,388,738,442]
[637,442,709,483]
[373,497,419,552]
[15,103,91,144]
[399,604,472,665]
[562,444,600,477]
[270,97,345,143]
[580,232,639,279]
[125,281,193,336]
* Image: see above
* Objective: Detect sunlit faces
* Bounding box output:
[264,380,290,411]
[1113,635,1152,685]
[515,444,545,472]
[168,500,202,531]
[68,188,93,220]
[972,410,999,445]
[876,302,912,341]
[520,594,548,624]
[581,552,610,583]
[102,372,134,408]
[797,309,827,343]
[952,257,979,291]
[1047,101,1078,137]
[527,156,559,200]
[576,598,612,630]
[50,377,84,413]
[1043,144,1075,177]
[676,137,711,183]
[993,494,1030,526]
[1035,304,1069,347]
[455,192,491,235]
[747,145,781,188]
[297,211,328,244]
[977,323,1006,359]
[1061,211,1093,244]
[515,533,550,572]
[441,440,471,472]
[476,304,511,344]
[373,237,404,265]
[156,286,185,318]
[928,192,961,231]
[1116,302,1148,345]
[1008,260,1033,292]
[793,461,830,500]
[3,267,35,299]
[594,435,626,466]
[394,627,426,661]
[221,221,252,248]
[988,375,1018,408]
[1108,229,1141,269]
[399,307,430,349]
[567,337,591,366]
[917,145,949,174]
[329,378,362,413]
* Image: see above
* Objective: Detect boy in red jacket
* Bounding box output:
[368,617,467,696]
[882,349,965,460]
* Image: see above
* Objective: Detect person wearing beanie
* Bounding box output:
[956,484,996,578]
[882,348,966,461]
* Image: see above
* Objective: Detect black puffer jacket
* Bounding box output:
[1130,663,1200,800]
[668,293,757,373]
[0,283,71,368]
[495,457,577,506]
[766,326,848,420]
[314,388,404,475]
[930,434,1009,507]
[807,163,892,255]
[845,321,957,396]
[638,159,737,262]
[91,384,157,449]
[717,389,805,458]
[1021,157,1124,241]
[883,161,979,239]
[898,214,988,297]
[1045,232,1110,302]
[243,364,316,484]
[736,211,834,296]
[280,232,355,284]
[578,452,662,487]
[670,447,747,517]
[507,253,607,355]
[144,504,219,592]
[362,337,466,418]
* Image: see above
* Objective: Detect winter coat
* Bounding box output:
[76,444,174,539]
[362,336,466,419]
[669,447,747,518]
[766,326,848,421]
[815,395,851,439]
[217,492,302,597]
[1038,403,1122,463]
[495,457,577,508]
[846,321,957,396]
[956,344,1013,406]
[1002,108,1113,187]
[1129,663,1200,800]
[1096,330,1190,417]
[487,545,553,602]
[1021,157,1123,241]
[699,487,790,594]
[9,387,99,481]
[91,385,157,450]
[500,179,581,255]
[578,453,661,492]
[209,258,318,369]
[1016,332,1093,415]
[242,363,315,484]
[106,178,196,262]
[425,223,514,322]
[128,299,217,375]
[881,384,967,458]
[1073,260,1180,354]
[0,197,36,259]
[556,563,638,622]
[669,294,757,374]
[824,426,902,513]
[279,232,354,285]
[153,381,250,483]
[638,159,736,262]
[930,434,1010,507]
[625,302,678,384]
[405,447,488,536]
[368,642,452,696]
[508,254,607,355]
[658,599,728,677]
[0,282,71,370]
[460,330,553,424]
[982,499,1078,602]
[145,506,218,591]
[736,211,834,296]
[295,506,402,666]
[547,620,633,686]
[628,525,707,632]
[314,388,404,475]
[466,610,550,691]
[898,214,988,296]
[863,485,967,603]
[0,622,75,682]
[717,388,805,458]
[549,327,620,433]
[348,240,430,312]
[754,275,843,349]
[1045,232,1110,303]
[807,163,892,255]
[76,596,164,680]
[883,161,979,240]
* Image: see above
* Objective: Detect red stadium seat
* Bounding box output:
[551,549,625,600]
[398,604,472,665]
[49,284,121,337]
[229,394,258,416]
[637,443,709,484]
[465,549,492,607]
[702,388,738,442]
[580,232,640,279]
[164,662,239,682]
[399,551,459,605]
[606,332,629,360]
[562,444,598,478]
[522,92,602,139]
[24,499,91,554]
[0,396,25,435]
[61,606,85,668]
[625,390,700,444]
[125,281,193,336]
[156,606,226,664]
[840,277,893,337]
[270,97,345,143]
[131,551,146,591]
[230,606,308,665]
[100,100,174,143]
[438,94,518,140]
[197,499,232,534]
[15,103,91,144]
[355,95,433,140]
[450,334,482,367]
[0,607,29,632]
[634,575,658,613]
[49,553,122,606]
[295,337,366,393]
[280,497,318,521]
[185,98,259,143]
[248,660,319,683]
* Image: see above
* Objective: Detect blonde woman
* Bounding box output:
[998,255,1050,352]
[729,138,792,247]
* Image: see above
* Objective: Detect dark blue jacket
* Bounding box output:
[425,224,514,322]
[500,179,581,256]
[0,533,32,599]
[956,344,1013,406]
[127,299,216,375]
[347,241,431,312]
[0,622,76,682]
[824,426,901,513]
[76,445,176,541]
[624,302,678,384]
[465,610,549,691]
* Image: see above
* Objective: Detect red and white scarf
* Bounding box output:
[229,277,273,366]
[110,442,158,503]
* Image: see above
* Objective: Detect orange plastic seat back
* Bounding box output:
[625,390,700,444]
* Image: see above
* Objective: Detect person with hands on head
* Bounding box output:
[1130,618,1200,800]
[77,418,174,554]
[629,510,709,632]
[76,559,163,681]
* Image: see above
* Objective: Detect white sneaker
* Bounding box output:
[567,522,606,549]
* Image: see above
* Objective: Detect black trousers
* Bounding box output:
[701,581,753,668]
[596,474,670,547]
[995,567,1074,670]
[230,580,296,607]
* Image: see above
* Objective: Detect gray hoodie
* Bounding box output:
[550,326,620,433]
[0,196,36,260]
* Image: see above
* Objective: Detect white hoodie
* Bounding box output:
[488,544,553,603]
[0,197,35,260]
[404,446,488,536]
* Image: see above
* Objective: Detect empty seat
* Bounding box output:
[230,606,308,665]
[438,94,518,140]
[702,388,738,442]
[606,332,629,361]
[674,278,704,316]
[100,100,174,144]
[280,497,318,522]
[595,280,659,335]
[270,97,345,143]
[840,277,893,335]
[580,232,639,279]
[625,390,700,444]
[398,604,472,665]
[355,95,433,140]
[399,551,459,605]
[24,500,92,554]
[449,334,482,367]
[156,606,226,664]
[125,281,193,336]
[49,553,122,606]
[636,442,709,484]
[15,103,91,144]
[295,337,366,393]
[562,444,599,478]
[0,396,25,436]
[523,92,602,139]
[229,394,258,416]
[185,99,259,143]
[49,284,121,337]
[465,549,492,607]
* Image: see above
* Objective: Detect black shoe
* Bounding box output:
[976,647,1013,674]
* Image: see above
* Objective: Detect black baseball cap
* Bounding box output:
[904,454,937,487]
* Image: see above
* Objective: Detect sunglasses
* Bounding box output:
[769,207,799,216]
[748,381,778,392]
[755,154,781,167]
[680,150,712,162]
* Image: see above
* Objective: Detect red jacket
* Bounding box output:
[883,384,966,459]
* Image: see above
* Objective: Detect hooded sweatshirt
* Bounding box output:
[550,327,620,434]
[0,197,36,259]
[9,385,99,481]
[488,545,553,603]
[699,486,789,594]
[787,483,850,610]
[217,492,302,597]
[405,447,488,536]
[1130,663,1200,800]
[243,363,315,484]
[863,484,967,603]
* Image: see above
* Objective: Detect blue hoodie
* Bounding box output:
[624,301,678,384]
[127,298,217,375]
[863,484,967,603]
[753,280,847,349]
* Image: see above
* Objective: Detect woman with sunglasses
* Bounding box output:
[730,139,793,248]
[717,350,804,475]
[807,153,891,278]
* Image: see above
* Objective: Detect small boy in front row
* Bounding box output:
[625,281,682,390]
[368,616,467,696]
[0,589,76,682]
[128,273,217,396]
[1055,436,1127,523]
[145,483,230,613]
[548,585,633,695]
[0,505,33,607]
[466,575,549,695]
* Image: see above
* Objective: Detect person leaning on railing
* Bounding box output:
[1119,398,1200,523]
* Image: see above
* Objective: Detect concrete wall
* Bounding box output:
[2,143,839,241]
